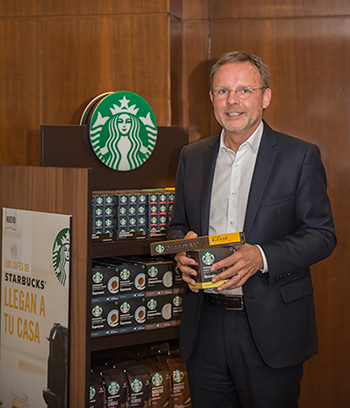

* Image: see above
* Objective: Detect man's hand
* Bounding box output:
[174,231,200,293]
[211,243,263,291]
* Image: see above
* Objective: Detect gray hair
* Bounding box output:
[210,51,270,89]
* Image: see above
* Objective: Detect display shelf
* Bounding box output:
[39,124,189,407]
[90,326,180,352]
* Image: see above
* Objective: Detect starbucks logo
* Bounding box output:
[148,266,158,278]
[108,381,120,396]
[131,378,143,393]
[147,298,157,310]
[120,302,130,313]
[152,372,163,386]
[120,268,130,280]
[89,386,96,400]
[155,244,165,254]
[93,271,103,284]
[52,228,70,287]
[173,295,182,307]
[173,369,184,383]
[202,251,215,266]
[92,305,102,317]
[89,91,157,171]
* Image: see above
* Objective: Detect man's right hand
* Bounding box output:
[174,231,200,293]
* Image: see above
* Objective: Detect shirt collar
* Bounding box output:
[218,121,264,156]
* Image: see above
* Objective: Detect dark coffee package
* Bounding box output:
[90,371,106,408]
[125,363,151,408]
[100,367,128,408]
[166,357,192,408]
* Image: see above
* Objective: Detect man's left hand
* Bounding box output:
[211,243,263,291]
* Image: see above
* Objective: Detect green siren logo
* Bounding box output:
[108,381,120,396]
[52,228,70,287]
[89,91,157,171]
[90,386,96,400]
[131,378,143,393]
[152,372,163,387]
[173,369,184,383]
[202,251,215,266]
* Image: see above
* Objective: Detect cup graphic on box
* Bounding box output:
[11,389,28,408]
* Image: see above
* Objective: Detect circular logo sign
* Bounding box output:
[89,91,157,171]
[52,228,70,287]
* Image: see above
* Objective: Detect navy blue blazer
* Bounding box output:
[167,121,336,369]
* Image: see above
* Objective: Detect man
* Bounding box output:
[166,51,336,408]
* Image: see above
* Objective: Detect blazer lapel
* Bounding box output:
[200,135,220,235]
[244,124,278,238]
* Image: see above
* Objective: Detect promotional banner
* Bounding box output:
[0,209,71,408]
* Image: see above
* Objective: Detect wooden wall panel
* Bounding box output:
[172,21,210,142]
[209,0,350,19]
[209,14,350,407]
[41,15,171,127]
[0,19,41,165]
[0,0,169,17]
[172,0,209,19]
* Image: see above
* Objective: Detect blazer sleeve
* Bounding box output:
[259,143,336,279]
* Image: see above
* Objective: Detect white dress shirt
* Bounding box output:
[208,121,268,295]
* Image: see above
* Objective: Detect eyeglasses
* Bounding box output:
[212,86,266,100]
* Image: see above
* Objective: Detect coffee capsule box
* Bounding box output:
[150,231,245,256]
[172,287,184,325]
[114,191,149,241]
[145,292,174,330]
[187,246,236,289]
[92,192,117,241]
[91,295,146,337]
[91,260,120,300]
[127,256,175,292]
[147,189,175,238]
[97,257,147,294]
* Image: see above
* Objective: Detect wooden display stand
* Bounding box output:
[1,125,187,407]
[0,165,90,407]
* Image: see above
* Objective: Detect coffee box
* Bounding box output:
[91,295,146,337]
[124,256,174,292]
[97,257,147,294]
[145,293,174,330]
[150,231,245,256]
[187,246,236,289]
[172,288,184,325]
[91,260,120,300]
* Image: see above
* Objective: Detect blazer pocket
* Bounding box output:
[279,276,314,304]
[260,192,292,207]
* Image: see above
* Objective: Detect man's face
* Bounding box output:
[209,61,271,141]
